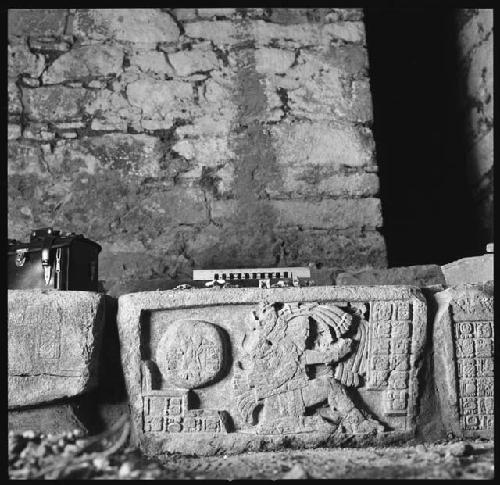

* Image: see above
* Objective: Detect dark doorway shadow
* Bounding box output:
[364,7,482,266]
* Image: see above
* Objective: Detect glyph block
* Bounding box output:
[117,286,427,455]
[434,282,494,439]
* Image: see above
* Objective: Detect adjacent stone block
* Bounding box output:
[441,254,493,286]
[8,9,67,38]
[337,265,446,287]
[129,51,174,75]
[9,403,89,435]
[269,198,383,230]
[433,282,494,439]
[8,290,106,408]
[117,286,427,455]
[184,21,239,45]
[22,86,96,122]
[126,79,194,121]
[74,9,180,45]
[272,122,376,170]
[8,80,22,115]
[42,45,124,84]
[8,42,45,78]
[168,49,219,77]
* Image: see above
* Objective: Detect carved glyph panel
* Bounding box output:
[433,282,494,439]
[117,287,427,454]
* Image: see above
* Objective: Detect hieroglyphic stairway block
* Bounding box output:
[117,286,427,456]
[8,290,106,408]
[434,282,494,439]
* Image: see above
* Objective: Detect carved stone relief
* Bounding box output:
[232,302,383,435]
[433,282,494,439]
[117,287,427,455]
[8,290,105,408]
[140,320,230,435]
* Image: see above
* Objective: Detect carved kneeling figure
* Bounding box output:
[234,302,384,436]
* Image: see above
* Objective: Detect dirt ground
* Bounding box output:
[154,441,494,480]
[9,422,494,480]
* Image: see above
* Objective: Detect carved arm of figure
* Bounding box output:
[304,338,353,365]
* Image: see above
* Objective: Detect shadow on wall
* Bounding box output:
[364,7,483,267]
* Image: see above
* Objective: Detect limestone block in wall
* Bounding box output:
[433,282,494,439]
[8,80,22,115]
[441,254,493,286]
[8,290,105,408]
[336,265,446,287]
[22,86,97,122]
[8,9,67,38]
[117,286,427,455]
[8,42,45,78]
[271,122,376,170]
[74,9,180,45]
[168,49,220,77]
[42,45,124,84]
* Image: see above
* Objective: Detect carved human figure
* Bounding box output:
[233,302,383,435]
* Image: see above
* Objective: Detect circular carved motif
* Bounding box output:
[157,320,225,389]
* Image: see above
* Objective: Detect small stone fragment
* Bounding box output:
[283,464,309,479]
[448,441,473,457]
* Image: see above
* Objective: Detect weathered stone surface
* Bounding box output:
[272,122,376,169]
[321,21,365,44]
[8,42,45,78]
[172,137,233,165]
[8,8,386,285]
[22,86,97,121]
[433,282,494,439]
[8,403,89,435]
[336,265,446,287]
[168,49,219,77]
[8,290,105,408]
[210,199,383,230]
[441,254,493,286]
[265,199,382,230]
[255,47,295,74]
[8,80,22,114]
[29,37,72,53]
[251,20,365,48]
[173,9,197,21]
[456,9,493,246]
[275,229,388,270]
[126,79,194,121]
[117,286,427,455]
[8,140,46,176]
[129,51,174,75]
[74,9,180,45]
[197,8,236,18]
[85,88,138,130]
[23,122,55,141]
[325,44,368,75]
[264,50,372,123]
[41,134,165,177]
[8,9,67,38]
[184,21,239,45]
[8,124,22,140]
[42,44,124,84]
[278,170,379,198]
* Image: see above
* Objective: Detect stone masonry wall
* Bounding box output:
[8,8,387,292]
[456,9,493,245]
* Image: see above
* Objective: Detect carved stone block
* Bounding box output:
[8,290,106,408]
[434,282,494,439]
[117,286,427,455]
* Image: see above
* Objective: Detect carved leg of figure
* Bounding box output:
[327,379,384,435]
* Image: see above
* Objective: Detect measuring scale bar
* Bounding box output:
[193,267,310,282]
